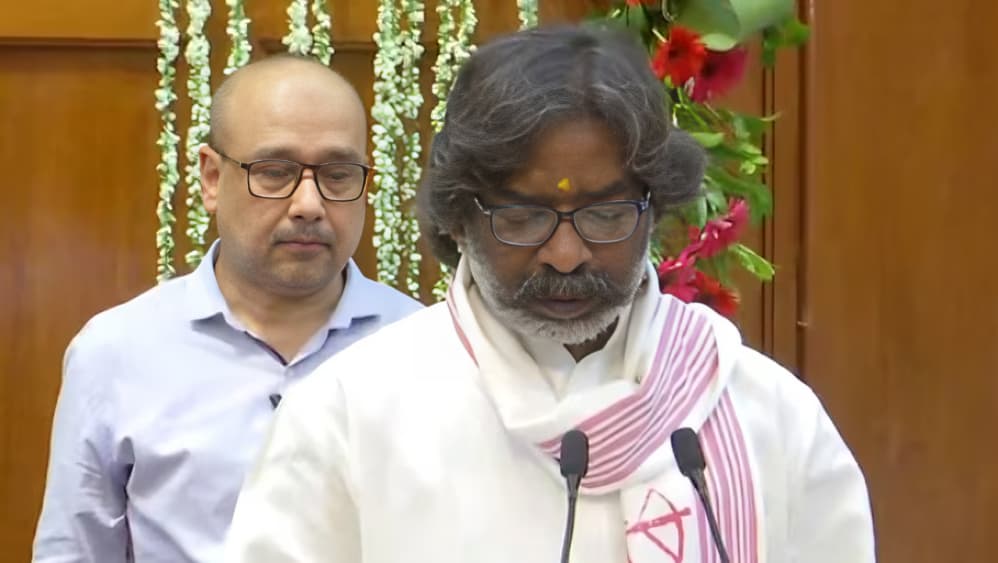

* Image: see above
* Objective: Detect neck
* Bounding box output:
[214,257,345,361]
[563,319,617,362]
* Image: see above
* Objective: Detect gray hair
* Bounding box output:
[417,23,707,267]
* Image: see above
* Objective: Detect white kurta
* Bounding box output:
[225,262,875,563]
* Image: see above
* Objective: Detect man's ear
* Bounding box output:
[199,145,221,214]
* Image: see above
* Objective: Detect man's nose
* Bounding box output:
[535,219,592,274]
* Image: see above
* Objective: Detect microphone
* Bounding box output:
[671,427,730,563]
[558,429,590,563]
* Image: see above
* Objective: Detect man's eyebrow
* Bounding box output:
[248,146,367,164]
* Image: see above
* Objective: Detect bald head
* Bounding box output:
[208,54,366,150]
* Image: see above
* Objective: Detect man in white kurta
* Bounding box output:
[226,24,875,563]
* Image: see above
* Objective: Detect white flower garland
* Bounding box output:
[283,0,313,56]
[371,0,425,296]
[284,0,335,63]
[183,0,213,268]
[310,0,334,64]
[371,3,405,287]
[399,0,425,297]
[224,0,252,75]
[429,0,477,300]
[155,0,181,282]
[517,0,539,29]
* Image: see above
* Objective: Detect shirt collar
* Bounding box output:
[184,239,382,331]
[324,259,380,331]
[184,239,230,322]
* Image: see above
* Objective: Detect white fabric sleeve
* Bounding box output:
[786,384,876,562]
[33,331,130,563]
[225,375,360,563]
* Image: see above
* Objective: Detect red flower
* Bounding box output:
[690,47,749,103]
[690,270,740,318]
[651,26,707,86]
[657,253,698,301]
[658,255,740,318]
[688,199,749,258]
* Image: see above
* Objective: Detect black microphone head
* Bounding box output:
[671,427,706,478]
[559,429,590,479]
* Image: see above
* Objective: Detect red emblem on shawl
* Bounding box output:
[625,489,693,563]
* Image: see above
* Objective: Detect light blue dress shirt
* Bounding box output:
[32,241,423,563]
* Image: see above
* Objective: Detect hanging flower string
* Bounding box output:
[429,0,477,300]
[183,0,213,268]
[397,0,426,298]
[430,0,476,132]
[310,0,334,64]
[283,0,313,56]
[516,0,539,29]
[155,0,181,282]
[224,0,252,75]
[371,0,406,287]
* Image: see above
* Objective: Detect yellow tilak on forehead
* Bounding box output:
[556,177,572,192]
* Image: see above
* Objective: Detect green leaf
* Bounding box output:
[706,165,773,221]
[761,17,810,66]
[690,131,726,148]
[677,196,708,228]
[704,185,728,212]
[706,142,748,163]
[783,18,811,45]
[699,32,738,51]
[623,5,650,35]
[728,0,794,39]
[735,140,763,156]
[731,243,776,281]
[674,0,740,42]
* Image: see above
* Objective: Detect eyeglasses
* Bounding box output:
[214,148,371,202]
[473,193,651,247]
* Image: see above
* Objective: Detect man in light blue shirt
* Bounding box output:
[32,54,422,562]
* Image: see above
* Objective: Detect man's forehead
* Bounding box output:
[215,61,365,145]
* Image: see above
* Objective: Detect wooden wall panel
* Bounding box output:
[0,2,157,41]
[802,0,998,560]
[0,45,160,559]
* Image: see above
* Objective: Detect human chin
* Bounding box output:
[268,255,337,294]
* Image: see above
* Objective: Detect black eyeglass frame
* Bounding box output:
[213,148,372,202]
[472,191,652,247]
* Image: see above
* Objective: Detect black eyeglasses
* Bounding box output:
[213,148,372,202]
[473,193,651,247]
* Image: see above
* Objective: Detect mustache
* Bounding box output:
[512,268,613,303]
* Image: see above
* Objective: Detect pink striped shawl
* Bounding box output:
[447,286,759,562]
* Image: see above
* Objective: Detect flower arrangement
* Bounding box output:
[603,0,808,318]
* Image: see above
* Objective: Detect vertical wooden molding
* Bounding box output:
[763,0,812,377]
